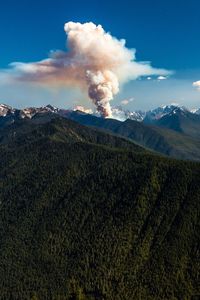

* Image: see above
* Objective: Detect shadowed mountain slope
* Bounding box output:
[65,111,200,161]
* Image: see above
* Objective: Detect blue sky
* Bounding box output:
[0,0,200,110]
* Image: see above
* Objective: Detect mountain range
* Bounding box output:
[1,103,200,161]
[0,112,199,299]
[1,103,199,123]
[110,104,199,123]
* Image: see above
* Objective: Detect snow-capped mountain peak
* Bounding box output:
[111,106,145,122]
[0,103,200,126]
[0,104,15,117]
[143,104,189,123]
[0,103,61,121]
[190,108,200,115]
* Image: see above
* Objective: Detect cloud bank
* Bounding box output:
[1,21,171,117]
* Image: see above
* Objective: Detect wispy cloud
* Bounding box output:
[157,75,167,81]
[120,97,134,105]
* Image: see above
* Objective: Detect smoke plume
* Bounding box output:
[6,21,171,117]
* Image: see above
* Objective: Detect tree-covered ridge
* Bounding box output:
[0,115,199,299]
[66,111,200,161]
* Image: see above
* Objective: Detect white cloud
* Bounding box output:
[193,80,200,90]
[120,97,134,105]
[121,99,129,105]
[157,76,167,81]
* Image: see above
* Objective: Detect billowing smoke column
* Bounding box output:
[11,21,171,117]
[86,70,119,117]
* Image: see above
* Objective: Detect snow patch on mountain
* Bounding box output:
[0,102,200,124]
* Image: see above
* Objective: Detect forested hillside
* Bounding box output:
[65,111,200,161]
[0,115,199,300]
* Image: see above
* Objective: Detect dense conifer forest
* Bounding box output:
[0,115,199,299]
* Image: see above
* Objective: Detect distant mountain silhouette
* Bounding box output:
[1,103,200,161]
